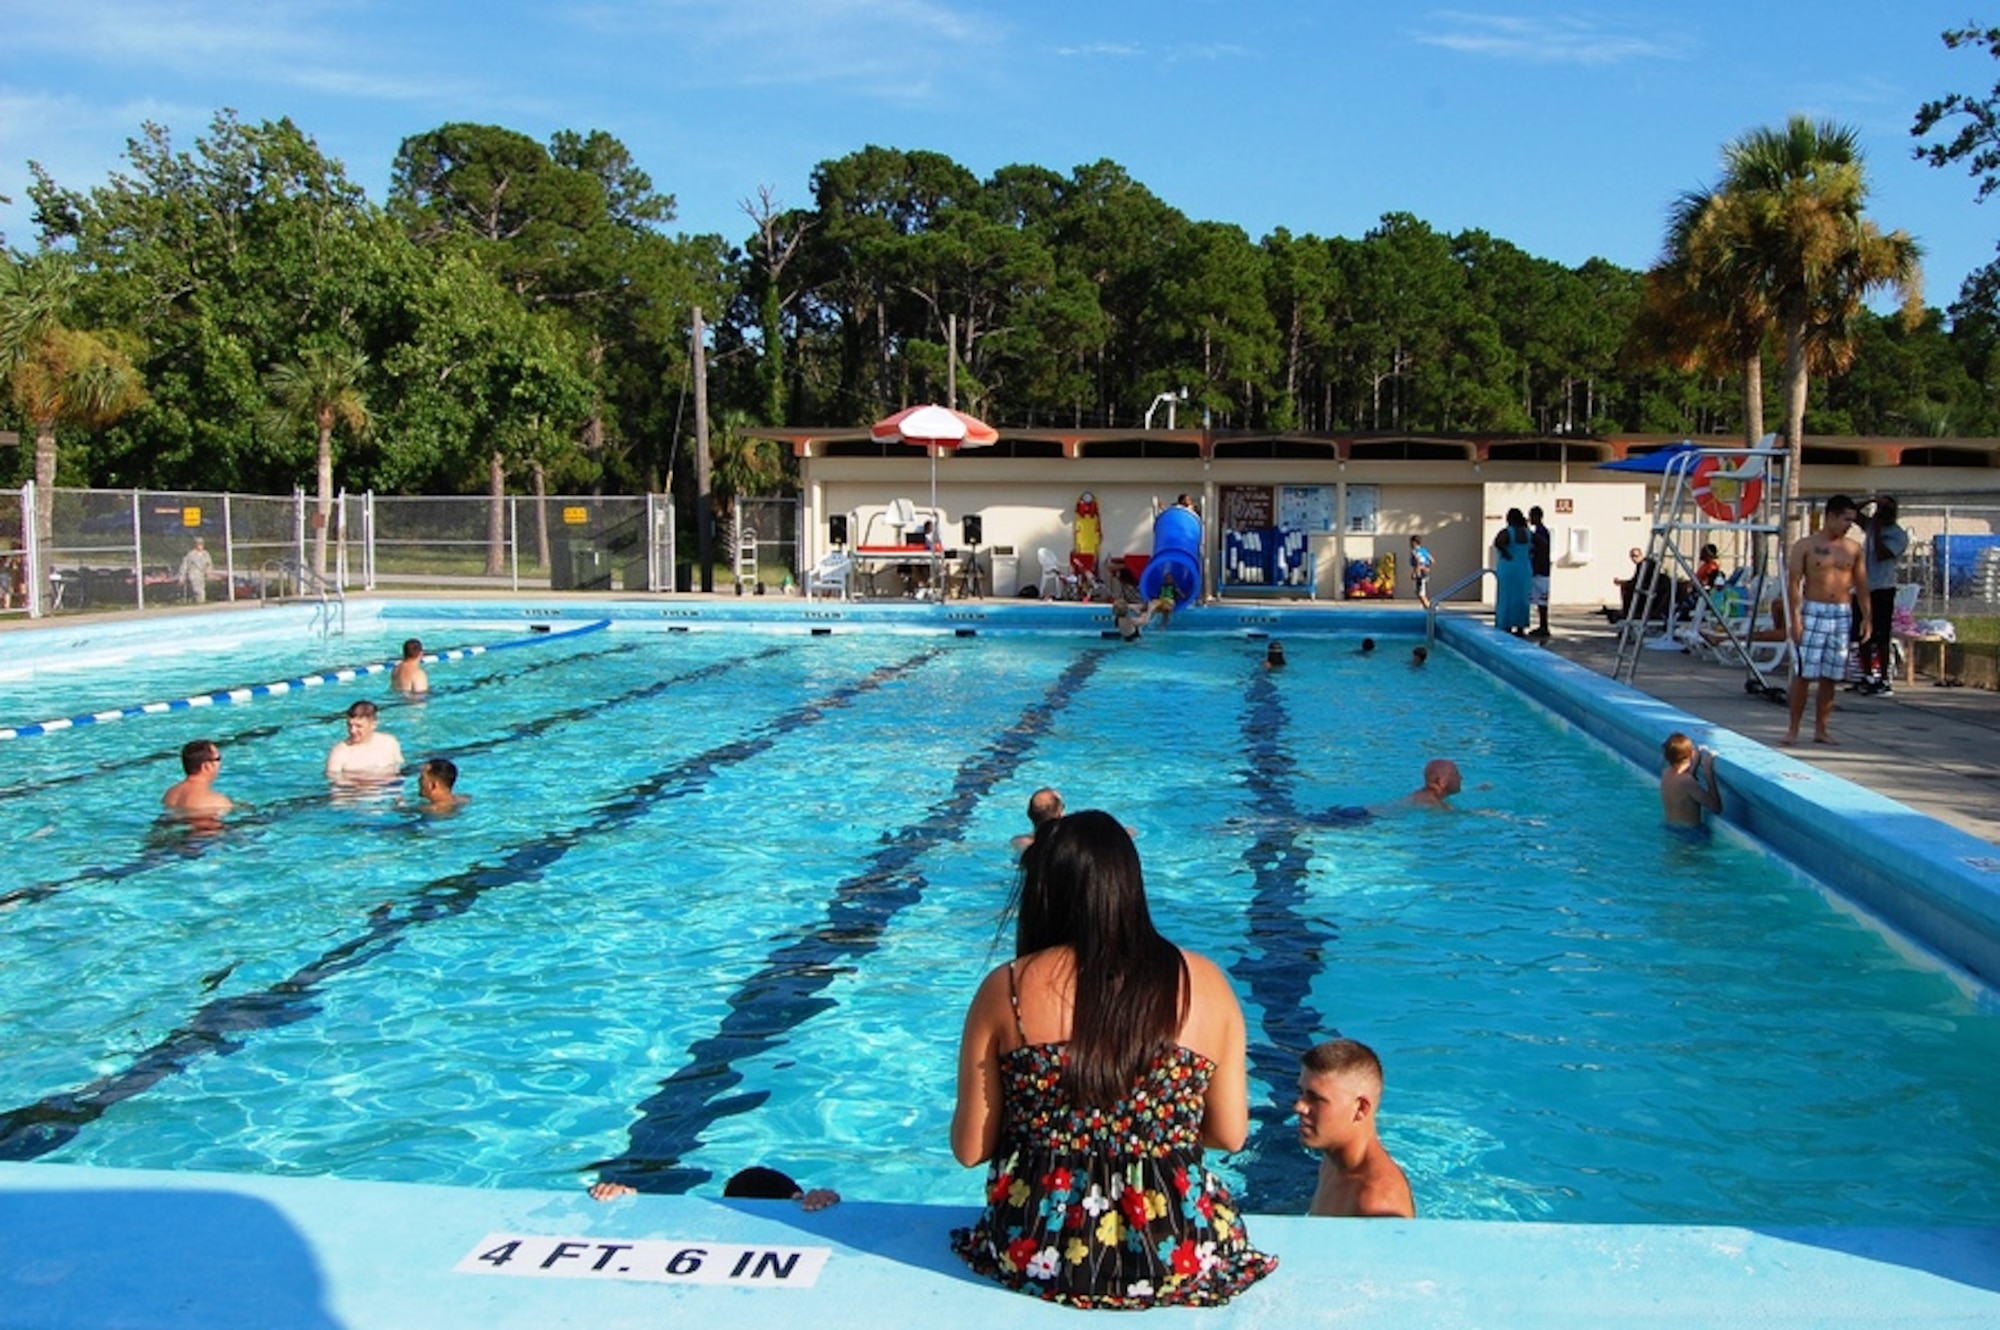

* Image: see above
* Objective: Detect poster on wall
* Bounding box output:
[1279,485,1335,534]
[1344,484,1380,534]
[1220,485,1275,531]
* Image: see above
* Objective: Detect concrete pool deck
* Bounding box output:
[1535,608,2000,849]
[5,1162,2000,1328]
[5,598,1999,1326]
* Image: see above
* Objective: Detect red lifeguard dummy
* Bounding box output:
[1071,491,1102,582]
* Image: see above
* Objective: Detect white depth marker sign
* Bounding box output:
[455,1232,830,1288]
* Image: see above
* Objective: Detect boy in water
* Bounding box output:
[1659,732,1723,828]
[1296,1039,1414,1218]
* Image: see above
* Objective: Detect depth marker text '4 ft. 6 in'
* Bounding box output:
[455,1233,831,1288]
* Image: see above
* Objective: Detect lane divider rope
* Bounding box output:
[0,620,610,740]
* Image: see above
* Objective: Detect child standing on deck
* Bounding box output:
[1659,733,1723,829]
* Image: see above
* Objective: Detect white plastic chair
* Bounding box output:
[805,551,853,601]
[1036,547,1071,600]
[885,498,918,540]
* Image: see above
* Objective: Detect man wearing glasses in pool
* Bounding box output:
[162,739,233,817]
[326,699,405,781]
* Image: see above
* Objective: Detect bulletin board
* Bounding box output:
[1279,485,1336,534]
[1220,485,1275,531]
[1343,484,1380,534]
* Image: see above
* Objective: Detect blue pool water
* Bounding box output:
[3,620,1998,1225]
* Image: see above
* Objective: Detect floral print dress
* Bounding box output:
[950,969,1277,1308]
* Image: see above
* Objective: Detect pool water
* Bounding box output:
[3,624,1998,1224]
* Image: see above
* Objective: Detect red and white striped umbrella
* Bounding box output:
[869,404,998,526]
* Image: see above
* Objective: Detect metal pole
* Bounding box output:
[693,305,713,593]
[23,481,42,618]
[223,493,237,602]
[130,489,144,611]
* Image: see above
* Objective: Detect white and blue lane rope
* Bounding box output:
[0,620,610,741]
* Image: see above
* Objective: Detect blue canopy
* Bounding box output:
[1596,440,1704,473]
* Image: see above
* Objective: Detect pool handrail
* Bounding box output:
[260,557,346,639]
[1424,567,1495,643]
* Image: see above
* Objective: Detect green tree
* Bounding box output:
[1714,117,1921,524]
[1642,187,1775,445]
[1,252,148,555]
[28,112,404,493]
[263,344,369,576]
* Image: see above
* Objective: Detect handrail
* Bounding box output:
[259,557,346,639]
[1424,567,1495,644]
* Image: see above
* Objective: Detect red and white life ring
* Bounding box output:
[1691,455,1764,521]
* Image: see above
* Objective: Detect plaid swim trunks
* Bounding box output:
[1795,600,1851,680]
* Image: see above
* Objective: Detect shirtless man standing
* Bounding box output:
[1296,1039,1415,1218]
[327,699,405,780]
[162,739,232,817]
[390,638,429,694]
[1784,496,1870,746]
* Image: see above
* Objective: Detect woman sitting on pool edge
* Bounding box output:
[949,810,1276,1308]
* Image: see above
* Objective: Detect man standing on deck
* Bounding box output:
[1527,507,1553,638]
[1783,495,1870,746]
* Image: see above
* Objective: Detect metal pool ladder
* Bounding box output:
[1424,568,1495,644]
[260,558,347,640]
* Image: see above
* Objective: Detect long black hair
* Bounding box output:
[1870,496,1900,564]
[1015,810,1187,1108]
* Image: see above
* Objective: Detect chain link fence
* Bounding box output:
[11,485,674,615]
[730,496,800,594]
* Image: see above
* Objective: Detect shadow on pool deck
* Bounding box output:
[6,1163,2000,1328]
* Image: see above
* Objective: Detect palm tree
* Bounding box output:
[1644,188,1773,446]
[263,345,371,578]
[1713,117,1922,531]
[2,253,148,561]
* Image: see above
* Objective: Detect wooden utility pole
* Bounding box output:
[693,305,713,593]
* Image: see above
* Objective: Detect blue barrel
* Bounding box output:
[1139,505,1204,604]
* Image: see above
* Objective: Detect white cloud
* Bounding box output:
[1413,11,1682,66]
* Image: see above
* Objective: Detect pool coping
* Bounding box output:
[6,1162,1998,1328]
[6,598,2000,1325]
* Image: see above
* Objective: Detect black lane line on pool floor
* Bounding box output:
[1231,665,1343,1207]
[593,648,1108,1195]
[0,640,758,910]
[0,648,945,1161]
[0,635,640,805]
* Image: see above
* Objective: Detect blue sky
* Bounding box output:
[3,1,1997,307]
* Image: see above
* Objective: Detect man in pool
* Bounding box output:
[417,757,463,812]
[1783,495,1871,747]
[1659,733,1723,829]
[1296,1039,1414,1218]
[327,699,404,781]
[1404,758,1461,809]
[591,1166,840,1210]
[162,738,232,817]
[390,638,429,694]
[1010,786,1064,854]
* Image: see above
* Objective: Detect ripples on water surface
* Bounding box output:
[3,624,1997,1224]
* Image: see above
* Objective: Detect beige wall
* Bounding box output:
[799,454,1992,602]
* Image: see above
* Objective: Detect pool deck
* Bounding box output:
[6,1162,1999,1328]
[5,598,2000,1326]
[1536,609,2000,849]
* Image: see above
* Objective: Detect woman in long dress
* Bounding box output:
[950,811,1277,1308]
[1493,507,1532,635]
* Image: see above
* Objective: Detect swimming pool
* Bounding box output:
[4,608,1998,1227]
